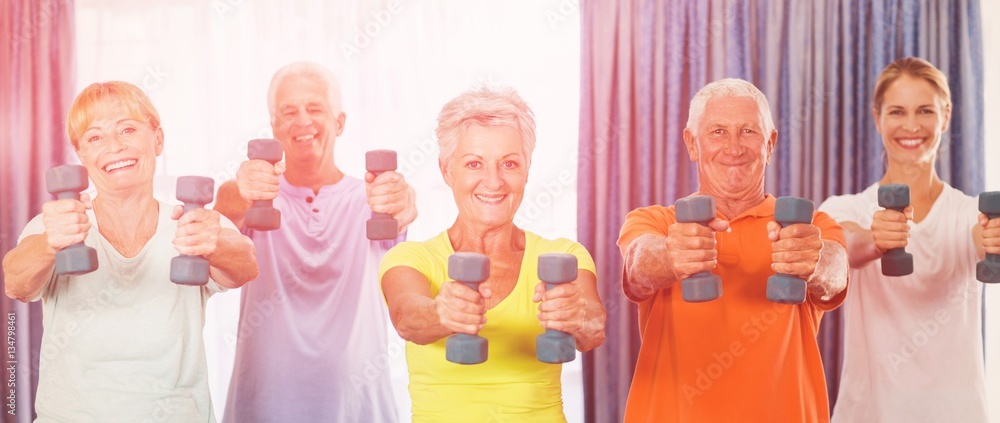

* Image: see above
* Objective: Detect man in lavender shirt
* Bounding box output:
[214,62,416,422]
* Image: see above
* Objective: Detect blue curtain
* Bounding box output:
[579,1,984,421]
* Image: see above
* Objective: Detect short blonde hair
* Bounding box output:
[435,86,536,168]
[67,81,161,149]
[873,57,952,114]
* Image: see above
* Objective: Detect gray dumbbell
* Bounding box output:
[366,150,399,240]
[978,192,1000,283]
[445,252,490,365]
[170,176,215,286]
[766,197,814,304]
[877,184,914,276]
[675,195,722,302]
[244,138,283,231]
[536,253,578,363]
[45,165,98,275]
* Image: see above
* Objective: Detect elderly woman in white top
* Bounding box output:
[3,81,257,422]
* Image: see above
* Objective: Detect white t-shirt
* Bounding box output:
[819,183,988,423]
[20,201,231,423]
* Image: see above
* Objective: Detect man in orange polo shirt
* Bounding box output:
[618,78,849,422]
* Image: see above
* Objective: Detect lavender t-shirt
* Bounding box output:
[222,175,400,423]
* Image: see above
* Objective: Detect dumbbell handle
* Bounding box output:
[53,191,89,243]
[371,169,392,220]
[171,201,210,286]
[455,280,487,334]
[542,282,573,336]
[54,191,81,201]
[178,203,208,256]
[250,190,274,211]
[542,327,573,339]
[773,221,806,281]
[985,212,999,259]
[536,277,577,363]
[884,205,908,255]
[976,191,1000,282]
[687,270,713,279]
[680,222,713,284]
[544,282,566,291]
[53,191,90,248]
[245,139,283,231]
[182,203,208,214]
[677,220,722,302]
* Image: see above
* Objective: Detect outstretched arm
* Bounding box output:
[172,207,258,288]
[4,235,57,302]
[768,222,848,300]
[366,171,418,234]
[381,265,488,345]
[214,159,285,230]
[214,180,251,230]
[5,195,93,302]
[534,270,605,352]
[622,219,729,302]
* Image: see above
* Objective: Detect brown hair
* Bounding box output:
[872,57,952,115]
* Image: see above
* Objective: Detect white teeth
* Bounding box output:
[104,159,136,172]
[294,135,315,142]
[898,138,922,147]
[475,194,504,204]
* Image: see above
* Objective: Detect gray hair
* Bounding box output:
[436,86,536,169]
[266,62,343,120]
[685,78,775,137]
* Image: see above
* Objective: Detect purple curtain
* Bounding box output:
[0,1,76,421]
[578,1,984,422]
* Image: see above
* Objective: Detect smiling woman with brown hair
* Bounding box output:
[819,57,997,422]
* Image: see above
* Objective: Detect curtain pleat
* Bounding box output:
[579,1,984,421]
[0,1,77,422]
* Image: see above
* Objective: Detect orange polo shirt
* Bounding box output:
[617,195,847,423]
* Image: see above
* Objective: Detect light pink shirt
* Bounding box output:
[223,175,400,423]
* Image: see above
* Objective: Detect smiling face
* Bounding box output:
[270,76,345,166]
[874,75,951,166]
[74,102,163,195]
[683,95,776,201]
[441,124,528,230]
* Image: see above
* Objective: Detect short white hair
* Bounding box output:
[685,78,775,137]
[266,62,343,119]
[436,86,536,169]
